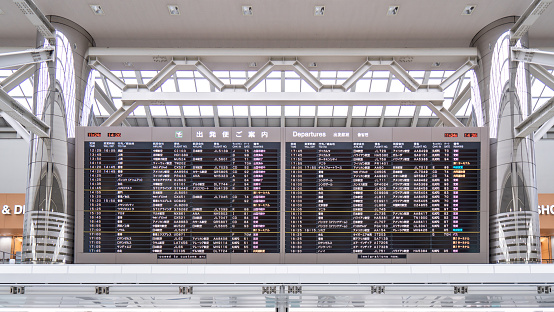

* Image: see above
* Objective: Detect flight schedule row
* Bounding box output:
[285,141,481,254]
[84,141,280,254]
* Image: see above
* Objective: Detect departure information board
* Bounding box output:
[76,127,488,264]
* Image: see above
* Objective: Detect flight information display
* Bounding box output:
[76,127,281,263]
[75,127,488,264]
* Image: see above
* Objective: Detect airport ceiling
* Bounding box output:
[0,0,552,48]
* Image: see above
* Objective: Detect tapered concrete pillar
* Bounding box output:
[22,16,95,263]
[471,17,540,263]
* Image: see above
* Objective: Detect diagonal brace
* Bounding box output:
[516,97,554,138]
[0,47,54,69]
[0,88,49,137]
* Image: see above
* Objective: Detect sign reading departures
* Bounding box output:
[75,127,489,264]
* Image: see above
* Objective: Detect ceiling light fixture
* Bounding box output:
[432,62,441,67]
[249,62,257,68]
[462,5,476,15]
[387,5,399,16]
[308,62,318,67]
[123,62,133,67]
[242,5,253,16]
[314,6,325,16]
[167,5,180,15]
[89,4,104,15]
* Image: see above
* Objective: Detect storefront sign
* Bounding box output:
[1,204,25,215]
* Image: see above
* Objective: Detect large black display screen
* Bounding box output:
[76,127,488,263]
[285,141,480,254]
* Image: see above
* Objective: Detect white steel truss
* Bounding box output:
[88,48,479,128]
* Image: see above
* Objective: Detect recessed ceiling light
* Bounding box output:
[242,5,253,16]
[89,4,104,15]
[387,5,399,16]
[314,6,325,16]
[432,62,441,67]
[123,62,133,67]
[308,62,318,67]
[167,5,180,15]
[248,62,257,68]
[462,5,476,15]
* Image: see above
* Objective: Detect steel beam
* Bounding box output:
[389,61,419,92]
[13,0,56,40]
[87,48,479,66]
[290,61,324,92]
[435,83,471,127]
[534,114,554,140]
[0,63,34,92]
[530,64,554,91]
[195,61,225,90]
[0,47,54,69]
[146,61,178,91]
[511,0,554,44]
[342,61,371,91]
[439,58,476,91]
[0,111,30,142]
[135,70,153,127]
[244,61,274,91]
[427,103,464,127]
[0,88,49,137]
[121,91,444,107]
[512,48,554,67]
[94,83,131,127]
[100,102,139,127]
[89,58,126,90]
[516,97,554,138]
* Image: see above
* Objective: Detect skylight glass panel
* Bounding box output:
[267,106,281,116]
[408,71,425,79]
[231,78,246,84]
[541,85,554,97]
[384,106,400,116]
[196,80,211,92]
[285,71,300,78]
[389,80,405,92]
[267,71,281,78]
[176,71,194,78]
[266,79,281,92]
[122,71,135,78]
[150,106,167,116]
[301,81,316,92]
[351,106,366,116]
[333,106,348,116]
[300,106,316,116]
[430,71,445,78]
[113,99,123,109]
[183,106,200,116]
[285,79,300,92]
[373,71,389,78]
[443,83,457,98]
[233,106,249,116]
[199,106,214,116]
[93,99,107,116]
[159,80,175,92]
[419,106,434,116]
[443,99,453,110]
[250,106,266,116]
[320,71,336,78]
[218,106,233,116]
[107,80,122,97]
[355,80,371,92]
[166,106,181,116]
[531,79,546,95]
[214,71,230,78]
[428,78,442,85]
[248,71,257,77]
[285,106,300,116]
[0,69,12,77]
[370,80,388,92]
[124,78,137,85]
[398,106,416,116]
[318,106,333,116]
[321,79,336,85]
[337,71,353,78]
[534,97,549,109]
[251,82,265,92]
[366,106,383,116]
[230,71,246,78]
[133,106,146,116]
[178,79,196,92]
[455,103,470,117]
[8,86,24,97]
[141,71,157,79]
